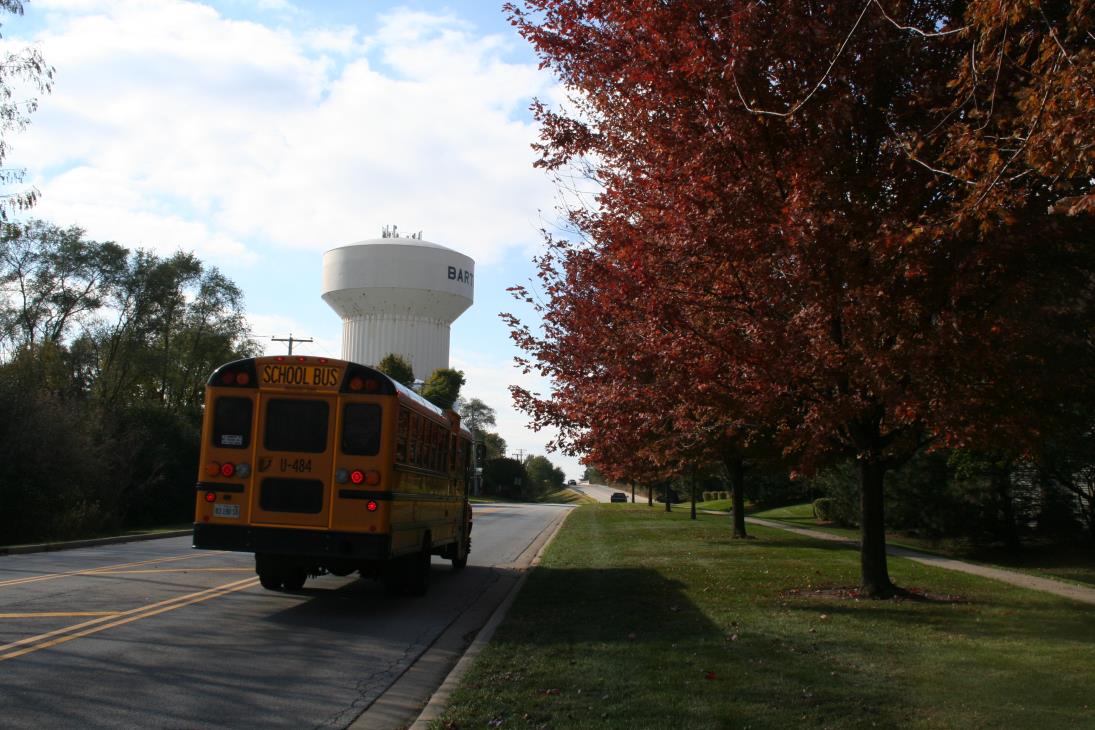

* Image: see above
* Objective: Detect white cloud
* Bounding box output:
[14,0,560,267]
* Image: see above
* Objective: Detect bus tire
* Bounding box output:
[451,530,470,571]
[403,540,431,597]
[282,571,307,591]
[258,572,283,591]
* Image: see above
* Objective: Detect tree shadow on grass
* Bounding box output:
[450,566,917,729]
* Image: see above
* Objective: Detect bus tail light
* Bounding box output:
[366,500,378,512]
[338,468,380,486]
[205,462,221,477]
[204,491,217,503]
[220,462,235,477]
[340,364,396,395]
[207,359,258,388]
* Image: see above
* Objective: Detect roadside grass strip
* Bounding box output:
[435,505,1095,730]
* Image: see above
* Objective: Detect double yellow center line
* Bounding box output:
[0,575,260,663]
[0,554,204,589]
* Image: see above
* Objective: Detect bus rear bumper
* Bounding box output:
[193,523,390,560]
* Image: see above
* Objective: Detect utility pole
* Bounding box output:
[271,333,313,355]
[513,448,526,462]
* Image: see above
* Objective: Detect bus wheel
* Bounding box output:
[451,531,470,571]
[405,540,431,597]
[282,571,307,591]
[258,572,283,591]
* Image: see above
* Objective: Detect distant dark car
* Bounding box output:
[610,492,627,503]
[568,479,577,485]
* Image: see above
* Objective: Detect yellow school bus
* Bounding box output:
[193,355,473,595]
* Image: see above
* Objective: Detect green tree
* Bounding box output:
[481,431,507,461]
[454,396,496,434]
[0,221,256,542]
[376,353,414,388]
[421,367,465,410]
[525,454,565,496]
[0,221,126,362]
[0,1,53,219]
[483,457,526,497]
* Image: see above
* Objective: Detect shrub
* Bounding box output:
[812,498,835,522]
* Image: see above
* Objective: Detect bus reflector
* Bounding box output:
[366,500,378,512]
[205,462,220,477]
[220,462,235,477]
[204,491,216,503]
[364,470,381,486]
[350,469,365,485]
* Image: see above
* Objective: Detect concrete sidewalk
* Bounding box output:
[743,516,1095,606]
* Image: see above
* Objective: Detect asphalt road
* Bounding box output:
[0,502,571,729]
[571,481,628,503]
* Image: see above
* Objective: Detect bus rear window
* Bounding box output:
[213,397,253,449]
[264,399,329,453]
[342,403,381,456]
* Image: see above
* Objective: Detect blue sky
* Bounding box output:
[4,0,586,479]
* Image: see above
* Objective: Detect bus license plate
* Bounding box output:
[214,504,240,519]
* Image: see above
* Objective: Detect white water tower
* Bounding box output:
[321,237,475,378]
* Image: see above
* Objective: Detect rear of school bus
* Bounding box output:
[192,355,459,595]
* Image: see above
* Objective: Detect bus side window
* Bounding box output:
[213,396,253,449]
[409,413,420,465]
[433,424,443,472]
[396,409,409,464]
[427,424,436,471]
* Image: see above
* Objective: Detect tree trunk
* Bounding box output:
[690,470,697,520]
[630,481,635,503]
[664,482,671,513]
[859,458,894,597]
[647,484,653,507]
[726,455,748,539]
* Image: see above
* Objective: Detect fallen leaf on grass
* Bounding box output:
[704,671,718,681]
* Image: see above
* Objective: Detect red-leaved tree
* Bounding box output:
[505,0,1095,596]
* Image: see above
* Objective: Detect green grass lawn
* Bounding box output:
[434,505,1095,729]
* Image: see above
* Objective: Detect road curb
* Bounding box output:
[0,529,192,556]
[408,507,573,729]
